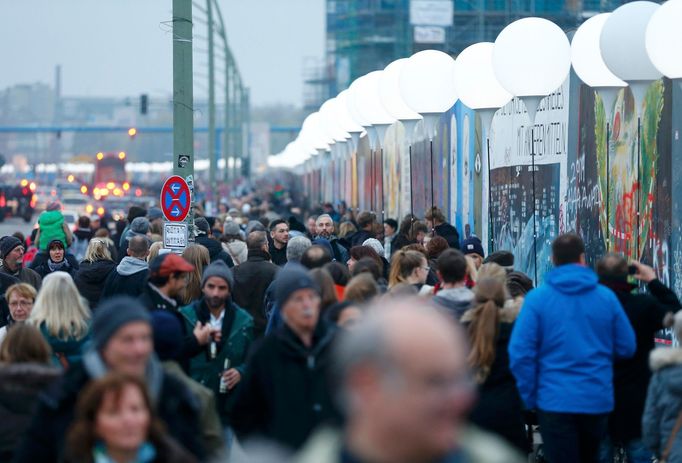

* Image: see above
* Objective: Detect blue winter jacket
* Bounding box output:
[508,264,636,414]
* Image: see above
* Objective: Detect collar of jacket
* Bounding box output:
[147,283,178,309]
[82,348,164,406]
[599,278,637,294]
[276,319,335,362]
[247,248,271,262]
[194,297,237,347]
[0,263,19,276]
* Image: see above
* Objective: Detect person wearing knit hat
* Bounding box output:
[14,295,207,461]
[147,206,164,224]
[195,217,234,267]
[179,260,254,424]
[32,238,79,279]
[461,236,485,269]
[0,235,42,289]
[231,264,338,451]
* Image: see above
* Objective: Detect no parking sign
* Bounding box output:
[160,175,191,222]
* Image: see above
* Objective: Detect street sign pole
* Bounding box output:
[172,0,194,237]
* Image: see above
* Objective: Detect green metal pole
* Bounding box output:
[207,0,217,209]
[241,87,250,178]
[172,0,194,230]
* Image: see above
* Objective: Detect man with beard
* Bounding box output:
[140,253,214,371]
[315,214,349,264]
[180,260,254,450]
[0,235,41,290]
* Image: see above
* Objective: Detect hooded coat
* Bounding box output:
[508,264,636,413]
[0,363,61,462]
[231,321,340,451]
[643,347,682,462]
[433,222,460,249]
[37,210,67,250]
[432,286,475,320]
[74,259,117,310]
[12,350,205,462]
[101,256,149,299]
[32,252,79,279]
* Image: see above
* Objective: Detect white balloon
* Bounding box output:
[600,1,662,82]
[353,71,395,126]
[379,59,422,121]
[399,50,458,114]
[571,14,626,88]
[347,76,372,127]
[646,0,682,79]
[492,17,571,97]
[319,98,350,143]
[335,90,364,134]
[300,112,331,151]
[453,42,513,110]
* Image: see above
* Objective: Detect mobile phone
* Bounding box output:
[628,264,637,275]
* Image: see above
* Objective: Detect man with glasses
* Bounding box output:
[293,301,524,462]
[0,235,41,290]
[269,219,290,267]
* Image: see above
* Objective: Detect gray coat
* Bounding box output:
[643,347,682,462]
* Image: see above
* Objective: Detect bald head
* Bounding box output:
[334,301,473,461]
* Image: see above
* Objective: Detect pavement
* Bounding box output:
[0,214,36,239]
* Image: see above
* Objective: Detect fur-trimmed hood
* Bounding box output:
[460,297,522,324]
[650,347,682,372]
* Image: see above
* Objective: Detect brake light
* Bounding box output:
[0,195,5,208]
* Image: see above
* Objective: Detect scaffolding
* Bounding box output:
[309,0,634,110]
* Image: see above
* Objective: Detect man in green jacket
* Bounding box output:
[180,260,254,432]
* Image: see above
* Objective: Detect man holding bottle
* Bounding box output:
[180,260,254,448]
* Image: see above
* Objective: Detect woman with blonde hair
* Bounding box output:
[388,249,429,289]
[29,272,91,369]
[74,239,116,310]
[461,277,526,452]
[147,241,164,263]
[180,244,210,305]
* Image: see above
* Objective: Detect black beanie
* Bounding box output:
[92,296,151,351]
[275,264,319,308]
[0,236,22,260]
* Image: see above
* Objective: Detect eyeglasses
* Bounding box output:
[9,300,32,309]
[421,266,431,271]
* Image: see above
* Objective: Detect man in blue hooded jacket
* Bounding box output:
[508,233,636,463]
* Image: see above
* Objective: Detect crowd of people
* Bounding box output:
[0,195,681,463]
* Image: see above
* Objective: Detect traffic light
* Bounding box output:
[140,94,148,115]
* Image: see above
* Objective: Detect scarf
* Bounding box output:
[47,258,69,273]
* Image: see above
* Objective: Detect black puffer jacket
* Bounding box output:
[231,321,340,451]
[196,235,234,267]
[13,354,205,462]
[0,363,61,462]
[73,259,117,310]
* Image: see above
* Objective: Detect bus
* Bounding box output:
[92,151,131,200]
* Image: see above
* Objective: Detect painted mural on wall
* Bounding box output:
[488,80,569,284]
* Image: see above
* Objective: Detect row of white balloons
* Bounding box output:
[269,0,681,169]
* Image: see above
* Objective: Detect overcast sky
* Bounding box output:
[0,0,325,106]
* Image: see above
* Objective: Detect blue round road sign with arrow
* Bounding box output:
[160,175,191,222]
